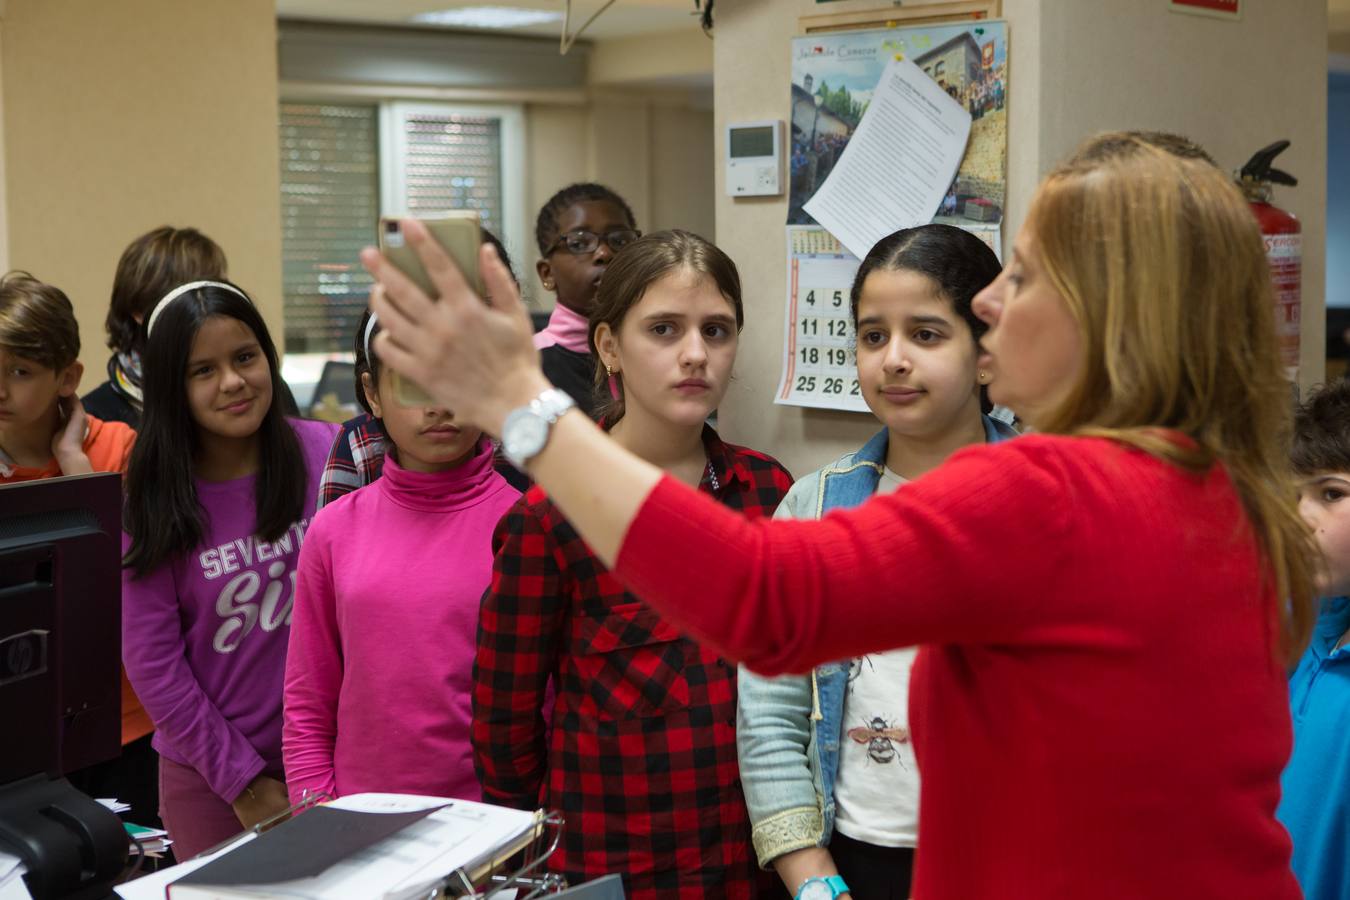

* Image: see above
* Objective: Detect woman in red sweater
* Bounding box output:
[363,134,1314,899]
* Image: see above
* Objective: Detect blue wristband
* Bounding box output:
[794,875,850,900]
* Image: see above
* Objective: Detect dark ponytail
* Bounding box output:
[850,224,1002,412]
[850,224,1001,339]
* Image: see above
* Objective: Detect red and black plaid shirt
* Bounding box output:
[472,426,792,899]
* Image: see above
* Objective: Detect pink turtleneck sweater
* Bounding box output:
[282,440,520,803]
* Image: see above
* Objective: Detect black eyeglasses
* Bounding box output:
[547,228,642,256]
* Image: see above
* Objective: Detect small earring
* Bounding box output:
[978,371,990,383]
[605,364,614,378]
[544,280,554,289]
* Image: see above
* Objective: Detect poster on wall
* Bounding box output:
[788,21,1009,231]
[781,21,1007,413]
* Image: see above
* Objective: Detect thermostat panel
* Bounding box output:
[726,120,783,197]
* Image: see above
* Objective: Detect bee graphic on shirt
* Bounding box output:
[847,716,911,767]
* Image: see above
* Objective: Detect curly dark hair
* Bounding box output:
[1293,379,1350,476]
[534,183,636,255]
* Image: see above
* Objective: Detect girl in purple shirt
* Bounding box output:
[122,281,337,858]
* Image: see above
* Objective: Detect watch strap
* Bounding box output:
[794,875,850,900]
[529,387,575,424]
[501,387,576,469]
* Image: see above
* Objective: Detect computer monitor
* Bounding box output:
[0,472,122,781]
[0,473,128,899]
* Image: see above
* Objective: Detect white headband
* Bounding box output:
[145,280,250,337]
[363,313,379,364]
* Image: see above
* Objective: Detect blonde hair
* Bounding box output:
[1030,133,1315,665]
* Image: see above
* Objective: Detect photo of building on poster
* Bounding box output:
[788,21,1009,227]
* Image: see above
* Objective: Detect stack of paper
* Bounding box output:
[114,793,540,900]
[96,798,131,815]
[0,850,31,900]
[124,823,173,858]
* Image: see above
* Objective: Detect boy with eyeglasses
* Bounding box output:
[532,183,640,418]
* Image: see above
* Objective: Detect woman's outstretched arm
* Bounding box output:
[364,219,662,565]
[364,221,1071,673]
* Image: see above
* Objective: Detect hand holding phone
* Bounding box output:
[377,211,483,405]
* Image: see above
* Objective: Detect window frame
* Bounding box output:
[378,100,529,275]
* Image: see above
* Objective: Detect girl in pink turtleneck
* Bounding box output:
[282,313,520,803]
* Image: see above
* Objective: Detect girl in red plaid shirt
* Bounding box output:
[472,230,792,899]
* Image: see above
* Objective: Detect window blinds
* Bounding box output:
[279,103,379,354]
[400,112,505,242]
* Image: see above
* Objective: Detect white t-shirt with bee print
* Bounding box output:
[831,468,921,848]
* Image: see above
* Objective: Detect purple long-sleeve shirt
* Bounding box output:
[121,418,338,803]
[282,441,520,804]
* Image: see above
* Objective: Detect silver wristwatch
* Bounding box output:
[501,387,576,470]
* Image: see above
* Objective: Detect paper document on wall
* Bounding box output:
[803,57,972,260]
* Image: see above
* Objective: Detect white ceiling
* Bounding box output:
[275,0,702,41]
[275,1,1350,52]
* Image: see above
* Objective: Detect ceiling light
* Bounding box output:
[411,6,565,29]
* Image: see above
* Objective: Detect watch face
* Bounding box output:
[504,412,549,461]
[798,882,834,900]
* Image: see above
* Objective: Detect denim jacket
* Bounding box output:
[735,415,1017,867]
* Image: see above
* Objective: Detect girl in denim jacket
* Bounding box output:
[737,225,1014,900]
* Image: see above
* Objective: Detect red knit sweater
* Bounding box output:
[615,434,1298,900]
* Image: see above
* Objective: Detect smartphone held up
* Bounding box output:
[377,211,483,406]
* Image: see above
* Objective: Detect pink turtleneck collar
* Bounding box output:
[379,437,503,513]
[533,303,591,354]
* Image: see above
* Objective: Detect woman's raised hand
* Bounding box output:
[360,218,550,435]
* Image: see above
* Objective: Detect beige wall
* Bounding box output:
[524,90,715,310]
[650,102,716,243]
[0,3,716,343]
[1,0,283,376]
[1035,0,1328,392]
[713,0,1329,478]
[589,28,713,88]
[588,91,715,240]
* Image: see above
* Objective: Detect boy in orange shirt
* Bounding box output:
[0,271,135,481]
[0,270,155,825]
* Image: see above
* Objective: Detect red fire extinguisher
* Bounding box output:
[1237,140,1301,380]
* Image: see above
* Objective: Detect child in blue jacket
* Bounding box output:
[1279,379,1350,900]
[736,225,1014,900]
